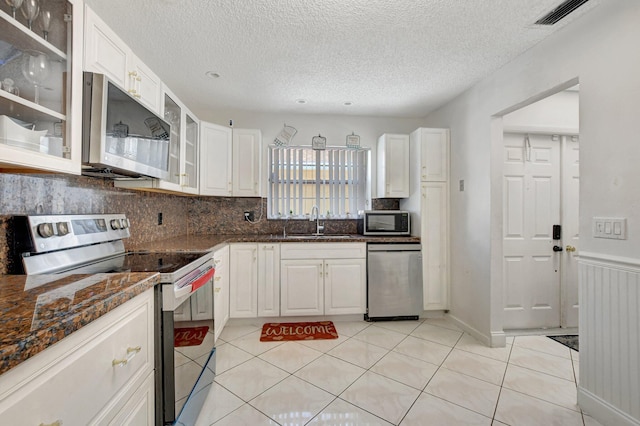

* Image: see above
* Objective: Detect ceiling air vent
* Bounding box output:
[534,0,590,25]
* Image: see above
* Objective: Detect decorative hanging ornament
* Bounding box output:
[312,134,326,150]
[274,124,297,146]
[346,132,360,148]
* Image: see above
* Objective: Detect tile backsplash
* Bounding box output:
[0,173,400,273]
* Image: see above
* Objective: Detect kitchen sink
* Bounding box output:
[284,234,354,240]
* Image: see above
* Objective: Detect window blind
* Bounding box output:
[268,146,368,219]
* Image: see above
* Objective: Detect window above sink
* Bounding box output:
[267,146,370,220]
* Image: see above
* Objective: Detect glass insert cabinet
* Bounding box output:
[0,0,82,174]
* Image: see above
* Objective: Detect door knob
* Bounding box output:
[553,245,563,252]
[566,245,577,252]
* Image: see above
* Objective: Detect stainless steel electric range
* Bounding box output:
[7,214,216,426]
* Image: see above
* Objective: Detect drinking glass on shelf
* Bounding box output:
[21,0,39,30]
[40,9,51,41]
[5,0,24,19]
[21,51,50,105]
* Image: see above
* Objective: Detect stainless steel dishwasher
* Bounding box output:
[366,243,423,321]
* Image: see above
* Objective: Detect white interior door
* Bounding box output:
[561,136,580,328]
[502,133,579,329]
[503,133,561,329]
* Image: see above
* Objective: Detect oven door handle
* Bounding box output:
[191,267,215,292]
[173,266,215,299]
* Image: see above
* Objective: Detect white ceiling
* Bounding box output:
[83,0,600,119]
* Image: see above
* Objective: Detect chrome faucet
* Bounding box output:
[310,205,324,235]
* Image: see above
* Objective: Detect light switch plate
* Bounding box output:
[593,217,627,239]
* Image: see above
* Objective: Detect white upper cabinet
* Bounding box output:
[199,122,261,197]
[413,127,449,182]
[0,0,83,174]
[83,6,161,115]
[200,121,232,196]
[377,133,410,198]
[232,128,262,197]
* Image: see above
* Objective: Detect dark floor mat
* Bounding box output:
[547,335,578,352]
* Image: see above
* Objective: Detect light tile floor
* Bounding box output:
[195,318,603,426]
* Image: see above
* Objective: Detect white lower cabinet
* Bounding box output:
[0,289,155,426]
[213,245,230,342]
[281,260,324,316]
[227,242,365,319]
[258,243,281,316]
[280,243,366,316]
[229,243,258,318]
[324,258,367,315]
[107,371,155,426]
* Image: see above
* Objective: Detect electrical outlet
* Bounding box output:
[158,212,163,225]
[244,211,254,222]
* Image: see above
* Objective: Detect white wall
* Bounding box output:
[422,1,640,423]
[503,89,579,134]
[196,110,424,198]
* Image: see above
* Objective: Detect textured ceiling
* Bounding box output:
[83,0,600,118]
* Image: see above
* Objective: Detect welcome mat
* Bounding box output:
[260,321,338,342]
[548,335,579,352]
[175,326,209,347]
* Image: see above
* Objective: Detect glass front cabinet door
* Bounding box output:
[0,0,82,174]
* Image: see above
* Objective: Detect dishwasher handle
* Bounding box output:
[367,243,421,252]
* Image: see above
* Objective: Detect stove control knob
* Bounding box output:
[121,219,129,229]
[37,223,55,238]
[56,222,70,236]
[110,219,122,230]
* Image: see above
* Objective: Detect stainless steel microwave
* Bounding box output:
[359,210,411,235]
[81,72,171,179]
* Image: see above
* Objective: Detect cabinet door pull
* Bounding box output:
[112,357,128,367]
[39,421,62,426]
[127,346,142,354]
[113,345,142,366]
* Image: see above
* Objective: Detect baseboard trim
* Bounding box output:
[578,387,640,426]
[445,313,506,347]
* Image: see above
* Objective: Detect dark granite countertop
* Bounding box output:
[129,234,420,252]
[0,272,159,375]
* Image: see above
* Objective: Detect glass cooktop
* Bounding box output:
[68,252,209,275]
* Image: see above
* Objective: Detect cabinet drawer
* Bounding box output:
[280,243,366,260]
[0,290,154,426]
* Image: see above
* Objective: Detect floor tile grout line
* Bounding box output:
[511,338,574,360]
[490,338,515,423]
[506,360,578,384]
[512,341,575,361]
[407,332,506,422]
[502,339,583,415]
[499,387,583,415]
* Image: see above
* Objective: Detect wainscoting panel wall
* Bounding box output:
[578,253,640,426]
